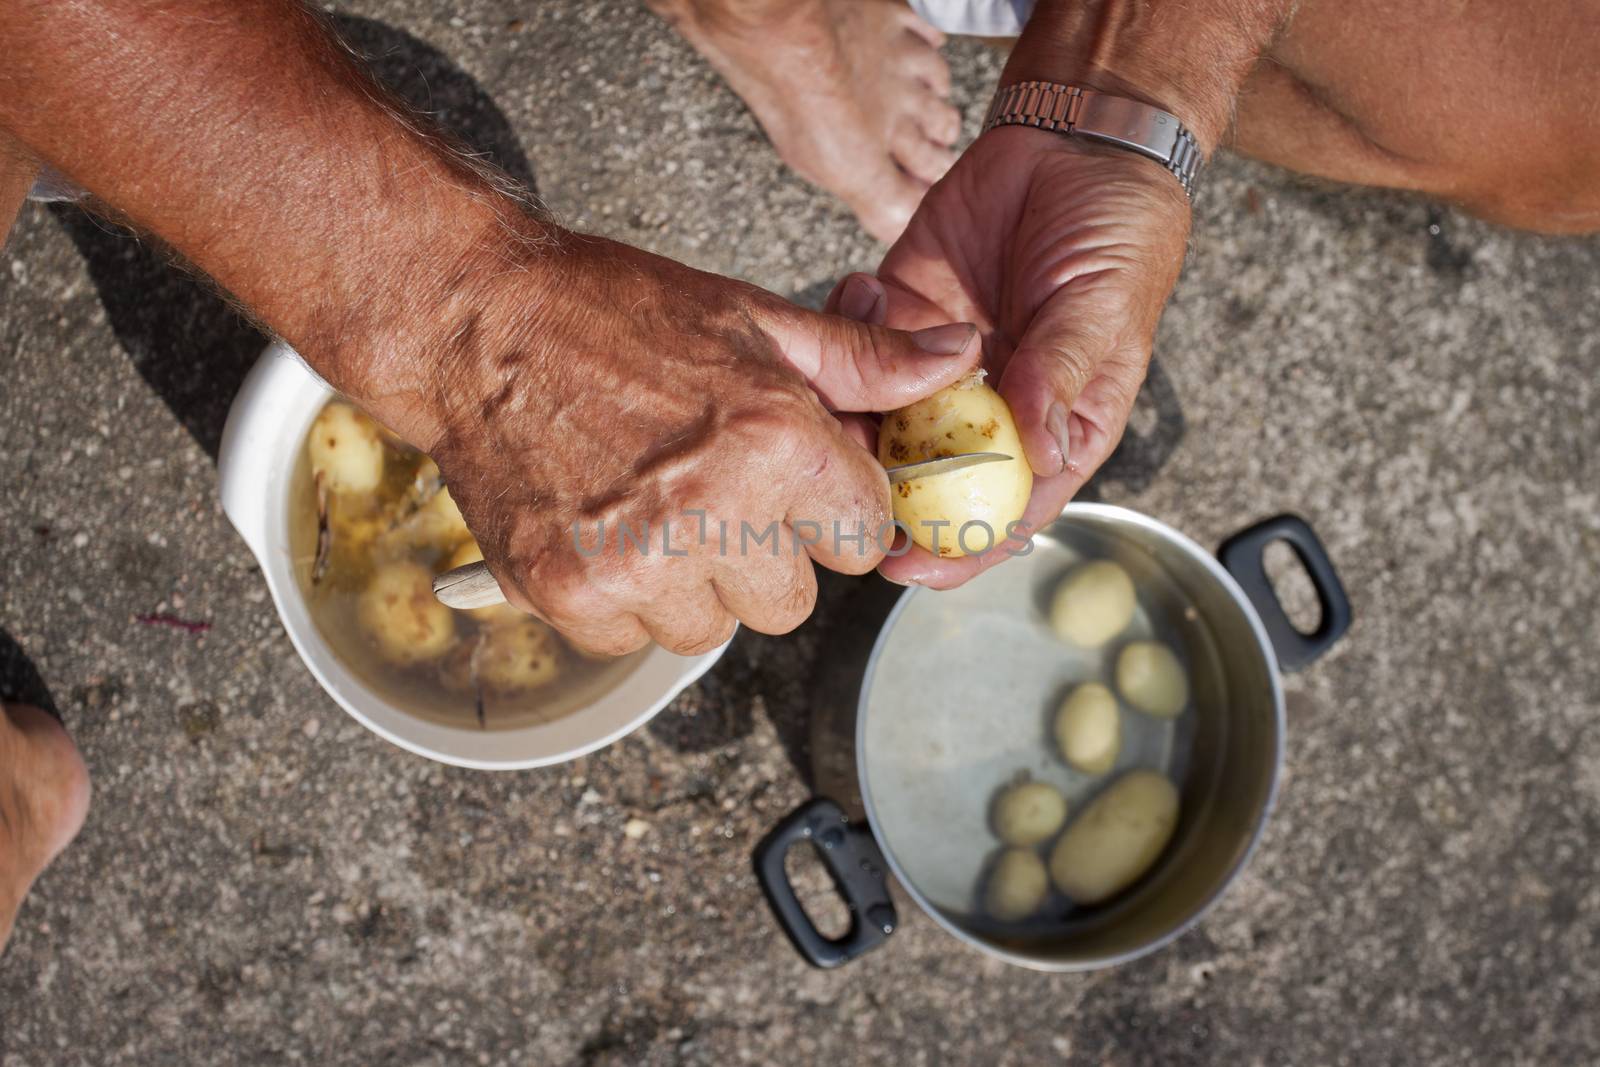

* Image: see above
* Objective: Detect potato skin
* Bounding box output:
[1049,560,1136,648]
[1115,641,1189,718]
[357,561,457,666]
[992,780,1068,847]
[477,619,562,692]
[877,376,1032,557]
[984,848,1050,922]
[1055,682,1122,774]
[1049,770,1179,905]
[309,401,385,495]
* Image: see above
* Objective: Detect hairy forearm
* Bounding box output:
[1004,0,1294,151]
[0,0,557,447]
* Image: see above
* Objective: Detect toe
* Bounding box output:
[898,6,947,48]
[848,166,928,242]
[892,122,958,186]
[918,96,963,146]
[902,38,953,97]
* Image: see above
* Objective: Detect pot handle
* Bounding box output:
[1219,514,1352,673]
[753,798,897,968]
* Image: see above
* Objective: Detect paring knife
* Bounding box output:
[884,451,1012,484]
[432,451,1014,609]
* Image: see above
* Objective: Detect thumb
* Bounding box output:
[998,281,1148,479]
[755,290,981,412]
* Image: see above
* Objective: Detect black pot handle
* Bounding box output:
[753,798,897,968]
[1219,514,1352,673]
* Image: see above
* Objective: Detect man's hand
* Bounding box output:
[834,126,1189,587]
[0,0,981,653]
[374,233,979,655]
[829,0,1294,588]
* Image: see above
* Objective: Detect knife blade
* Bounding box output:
[884,452,1013,484]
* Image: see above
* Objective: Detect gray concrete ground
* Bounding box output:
[2,2,1598,1064]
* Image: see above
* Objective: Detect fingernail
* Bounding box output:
[910,322,977,356]
[838,275,883,323]
[1046,402,1072,471]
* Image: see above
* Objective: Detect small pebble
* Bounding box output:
[623,818,651,840]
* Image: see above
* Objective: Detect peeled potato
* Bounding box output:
[983,847,1050,922]
[309,401,385,495]
[357,561,457,666]
[992,780,1068,847]
[444,541,525,627]
[1050,560,1136,647]
[1055,682,1122,774]
[877,373,1032,558]
[477,619,562,693]
[1049,770,1180,905]
[1116,641,1189,718]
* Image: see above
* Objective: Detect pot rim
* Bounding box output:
[854,502,1286,971]
[217,342,730,770]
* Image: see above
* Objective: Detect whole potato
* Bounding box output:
[877,374,1032,557]
[1116,641,1189,718]
[309,401,385,495]
[1055,682,1122,774]
[991,780,1068,847]
[983,848,1050,923]
[477,619,562,693]
[1049,770,1179,905]
[1049,560,1136,647]
[357,561,457,666]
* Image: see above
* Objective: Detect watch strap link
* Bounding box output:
[983,81,1203,198]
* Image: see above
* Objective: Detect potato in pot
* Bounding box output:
[357,561,457,666]
[877,373,1032,557]
[309,401,385,495]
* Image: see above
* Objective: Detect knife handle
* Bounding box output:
[432,560,509,609]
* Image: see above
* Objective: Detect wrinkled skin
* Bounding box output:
[413,234,980,655]
[832,127,1191,588]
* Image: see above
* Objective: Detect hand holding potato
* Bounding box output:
[354,236,980,656]
[878,373,1032,557]
[832,127,1190,589]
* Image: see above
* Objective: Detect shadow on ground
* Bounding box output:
[50,13,538,460]
[0,630,58,719]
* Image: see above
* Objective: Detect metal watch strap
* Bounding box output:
[983,81,1203,199]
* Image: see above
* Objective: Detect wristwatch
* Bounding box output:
[983,81,1203,199]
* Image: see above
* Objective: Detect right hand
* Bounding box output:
[366,235,979,656]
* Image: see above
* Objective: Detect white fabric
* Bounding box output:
[908,0,1033,37]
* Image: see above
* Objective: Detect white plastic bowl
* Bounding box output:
[217,342,730,769]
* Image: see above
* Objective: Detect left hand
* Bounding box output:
[832,125,1192,587]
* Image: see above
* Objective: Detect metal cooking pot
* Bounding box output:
[755,505,1351,971]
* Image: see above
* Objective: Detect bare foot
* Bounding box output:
[652,0,961,241]
[0,702,91,953]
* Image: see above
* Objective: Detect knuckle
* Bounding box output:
[662,613,735,656]
[570,626,649,658]
[776,566,819,625]
[744,564,817,634]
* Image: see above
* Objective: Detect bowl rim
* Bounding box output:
[218,342,731,769]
